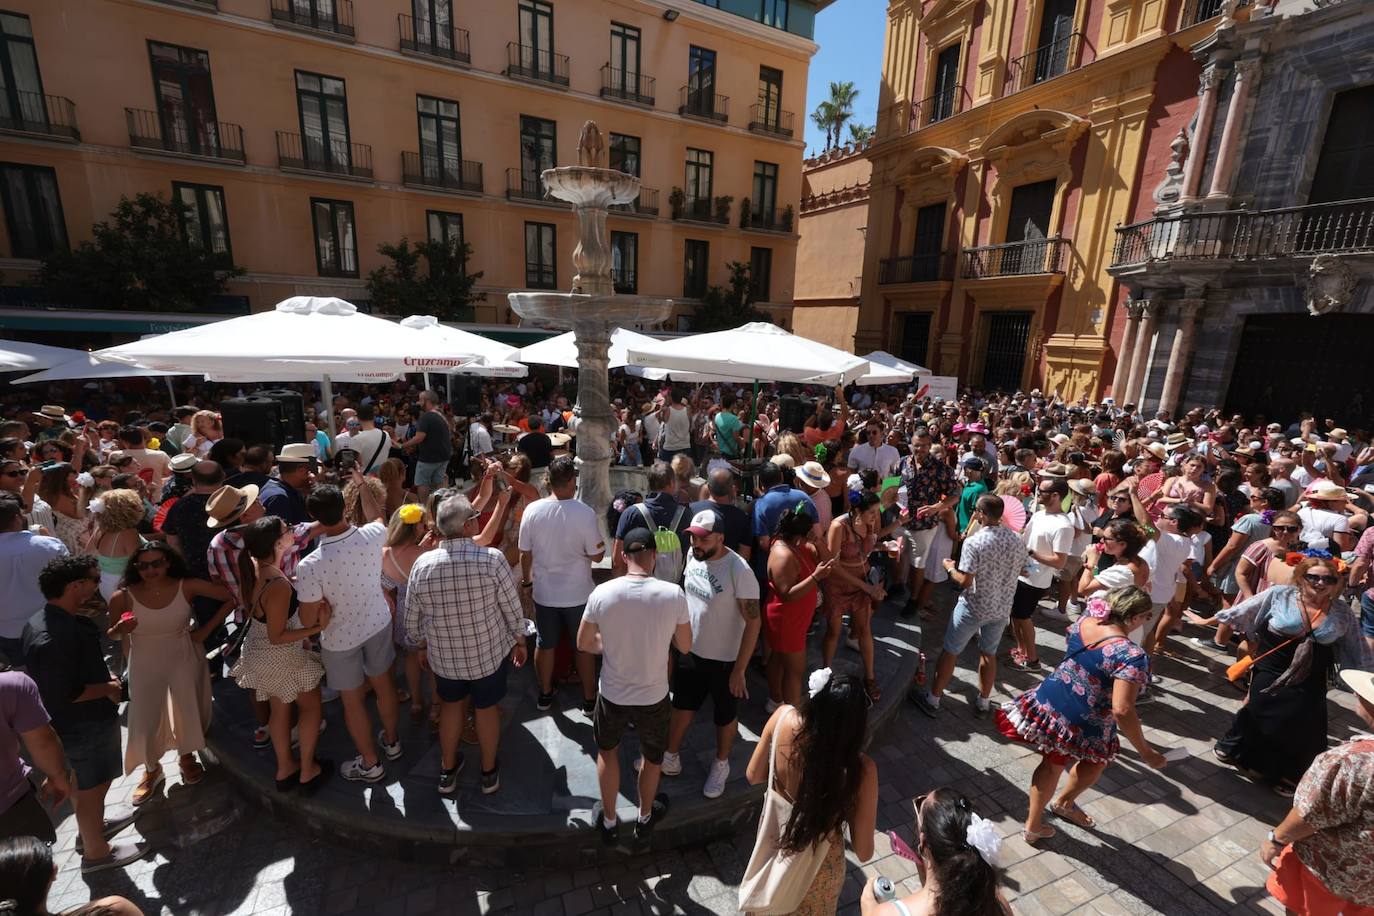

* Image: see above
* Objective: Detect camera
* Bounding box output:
[333,448,360,474]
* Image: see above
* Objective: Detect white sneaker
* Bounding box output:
[378,730,403,761]
[340,755,385,783]
[703,759,730,799]
[660,751,682,776]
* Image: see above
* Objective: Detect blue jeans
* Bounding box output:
[1360,592,1374,639]
[942,597,1008,656]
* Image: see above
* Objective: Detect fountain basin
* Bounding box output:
[543,167,640,207]
[508,292,674,331]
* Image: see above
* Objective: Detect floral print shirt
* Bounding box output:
[1294,738,1374,907]
[901,455,957,532]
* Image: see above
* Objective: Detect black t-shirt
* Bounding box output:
[615,491,690,553]
[22,606,118,732]
[164,492,214,578]
[517,432,553,469]
[416,409,452,464]
[690,499,751,553]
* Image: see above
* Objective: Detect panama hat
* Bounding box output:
[276,443,317,464]
[1163,432,1193,452]
[1305,480,1347,502]
[205,483,260,529]
[169,453,200,473]
[1340,669,1374,706]
[794,461,831,489]
[1068,479,1097,498]
[32,405,69,422]
[1143,442,1168,461]
[1328,427,1349,441]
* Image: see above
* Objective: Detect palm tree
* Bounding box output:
[828,81,860,148]
[810,100,838,152]
[848,123,875,145]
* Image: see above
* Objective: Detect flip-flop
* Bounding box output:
[1022,824,1056,844]
[1051,801,1096,828]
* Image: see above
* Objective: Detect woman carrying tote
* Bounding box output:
[741,670,878,915]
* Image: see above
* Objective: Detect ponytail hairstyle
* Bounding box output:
[917,788,1001,916]
[773,502,815,542]
[780,672,868,854]
[237,515,287,607]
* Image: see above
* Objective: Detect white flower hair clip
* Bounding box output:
[965,812,1003,868]
[807,667,832,698]
[87,497,105,515]
[76,472,95,488]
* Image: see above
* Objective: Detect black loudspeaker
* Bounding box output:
[448,376,482,416]
[220,397,284,451]
[249,389,307,445]
[779,396,809,435]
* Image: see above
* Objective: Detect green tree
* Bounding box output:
[38,192,243,313]
[689,261,769,332]
[366,237,485,322]
[848,122,875,144]
[828,81,860,148]
[810,100,839,152]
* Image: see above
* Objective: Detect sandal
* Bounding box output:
[1273,781,1297,798]
[178,754,204,786]
[1213,747,1238,767]
[1022,824,1056,845]
[1051,801,1095,828]
[132,767,165,806]
[396,689,412,704]
[863,678,882,704]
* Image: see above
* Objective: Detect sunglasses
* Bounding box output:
[1303,573,1339,587]
[1271,524,1299,533]
[135,558,167,571]
[1100,536,1121,544]
[1108,494,1131,502]
[0,469,25,478]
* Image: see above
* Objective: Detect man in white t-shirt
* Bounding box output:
[1298,482,1354,552]
[467,415,494,460]
[661,509,760,799]
[848,420,900,478]
[117,426,171,497]
[1009,477,1074,672]
[296,480,402,783]
[518,457,605,714]
[1139,505,1205,667]
[336,404,390,475]
[578,527,691,845]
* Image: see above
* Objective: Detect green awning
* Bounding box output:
[0,313,212,334]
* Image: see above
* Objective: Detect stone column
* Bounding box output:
[1123,299,1158,408]
[1206,60,1259,201]
[1159,299,1203,416]
[1181,66,1223,203]
[1111,299,1145,400]
[571,321,613,518]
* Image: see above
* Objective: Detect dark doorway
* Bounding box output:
[1002,179,1055,274]
[1225,314,1374,426]
[911,202,947,281]
[1308,84,1374,204]
[980,311,1032,392]
[1034,0,1076,82]
[897,313,931,368]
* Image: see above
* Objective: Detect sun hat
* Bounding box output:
[1143,442,1168,461]
[1328,427,1349,441]
[1339,669,1374,706]
[1163,432,1193,452]
[1039,462,1070,478]
[1305,480,1347,502]
[32,405,69,422]
[1068,479,1097,498]
[169,454,200,473]
[966,422,988,434]
[1051,433,1070,446]
[685,509,720,537]
[205,484,260,529]
[795,461,831,489]
[277,443,317,464]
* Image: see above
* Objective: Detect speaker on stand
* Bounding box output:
[249,389,307,446]
[779,396,810,435]
[219,397,285,452]
[449,376,483,417]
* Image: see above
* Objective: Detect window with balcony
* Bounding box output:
[173,182,231,266]
[750,66,792,136]
[609,133,640,177]
[410,0,457,56]
[994,179,1055,275]
[930,44,960,123]
[271,0,353,38]
[516,0,557,81]
[0,163,65,258]
[611,231,637,293]
[295,71,352,173]
[145,42,229,159]
[684,239,709,298]
[525,221,556,288]
[685,46,717,117]
[519,115,556,198]
[0,12,47,134]
[684,148,713,219]
[760,0,788,30]
[750,247,772,301]
[606,22,641,99]
[1032,0,1076,84]
[427,210,463,247]
[898,313,931,368]
[311,197,357,278]
[751,161,778,229]
[1309,84,1374,204]
[417,95,463,185]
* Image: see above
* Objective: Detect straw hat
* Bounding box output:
[277,443,316,464]
[1163,432,1193,452]
[1068,479,1097,498]
[1340,669,1374,706]
[1039,462,1070,478]
[549,432,571,447]
[169,454,200,473]
[795,461,831,489]
[206,483,260,529]
[1328,427,1349,441]
[1142,442,1168,461]
[32,405,69,422]
[1305,480,1347,502]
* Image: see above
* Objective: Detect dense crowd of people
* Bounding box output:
[0,372,1371,915]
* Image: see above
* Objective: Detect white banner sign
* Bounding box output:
[914,375,959,402]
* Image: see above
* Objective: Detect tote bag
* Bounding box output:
[738,708,831,914]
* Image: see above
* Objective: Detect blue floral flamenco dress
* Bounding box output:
[996,620,1149,766]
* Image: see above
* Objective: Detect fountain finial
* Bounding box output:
[577,121,605,169]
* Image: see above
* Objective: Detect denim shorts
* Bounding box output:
[414,459,449,491]
[61,718,123,791]
[435,658,510,709]
[942,597,1008,656]
[1361,593,1374,639]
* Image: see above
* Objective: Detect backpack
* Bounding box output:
[607,489,643,534]
[635,502,687,584]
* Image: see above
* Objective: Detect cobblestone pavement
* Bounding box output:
[43,584,1366,916]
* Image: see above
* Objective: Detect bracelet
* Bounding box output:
[1267,830,1289,847]
[520,580,533,588]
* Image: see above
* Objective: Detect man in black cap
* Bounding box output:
[578,528,691,845]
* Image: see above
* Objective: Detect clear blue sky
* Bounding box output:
[803,0,885,156]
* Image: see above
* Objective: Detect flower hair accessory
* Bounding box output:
[814,444,827,460]
[398,504,424,525]
[1260,509,1276,525]
[1284,548,1348,575]
[965,813,1003,868]
[76,471,95,488]
[1084,597,1112,620]
[87,497,105,515]
[148,437,160,450]
[807,667,832,698]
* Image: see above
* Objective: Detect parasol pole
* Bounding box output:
[321,374,336,440]
[164,376,176,411]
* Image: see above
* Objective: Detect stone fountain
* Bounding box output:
[507,121,673,517]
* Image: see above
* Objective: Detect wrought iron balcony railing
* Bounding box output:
[1111,198,1374,268]
[505,168,569,206]
[525,262,556,289]
[0,91,79,141]
[1184,0,1227,26]
[401,152,482,194]
[398,14,470,64]
[126,108,244,162]
[748,103,794,137]
[679,87,728,123]
[1002,32,1085,96]
[910,84,964,130]
[879,253,948,284]
[276,131,372,179]
[600,66,655,106]
[962,237,1069,278]
[743,205,792,232]
[269,0,354,39]
[506,44,570,87]
[610,186,659,217]
[675,196,727,224]
[612,267,637,294]
[150,0,217,9]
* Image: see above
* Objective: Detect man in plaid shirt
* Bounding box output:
[406,494,527,797]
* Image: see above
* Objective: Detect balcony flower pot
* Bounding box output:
[739,197,752,229]
[669,186,685,220]
[714,195,733,225]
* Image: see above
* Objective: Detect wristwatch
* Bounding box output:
[1267,830,1289,846]
[520,580,533,588]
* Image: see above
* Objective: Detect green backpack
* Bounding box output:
[635,502,687,583]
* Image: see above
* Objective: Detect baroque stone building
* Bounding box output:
[792,140,871,350]
[1107,0,1374,421]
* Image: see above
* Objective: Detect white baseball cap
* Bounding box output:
[685,508,720,536]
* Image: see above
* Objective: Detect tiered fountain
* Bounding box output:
[508,121,673,516]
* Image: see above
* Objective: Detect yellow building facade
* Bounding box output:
[791,140,869,350]
[856,0,1220,399]
[0,0,825,347]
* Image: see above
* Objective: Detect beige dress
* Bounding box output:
[123,581,212,773]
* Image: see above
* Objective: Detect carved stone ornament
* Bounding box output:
[577,121,605,169]
[1153,126,1190,207]
[1304,254,1356,316]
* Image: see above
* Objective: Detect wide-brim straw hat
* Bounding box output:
[206,484,260,529]
[795,461,831,489]
[33,405,69,422]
